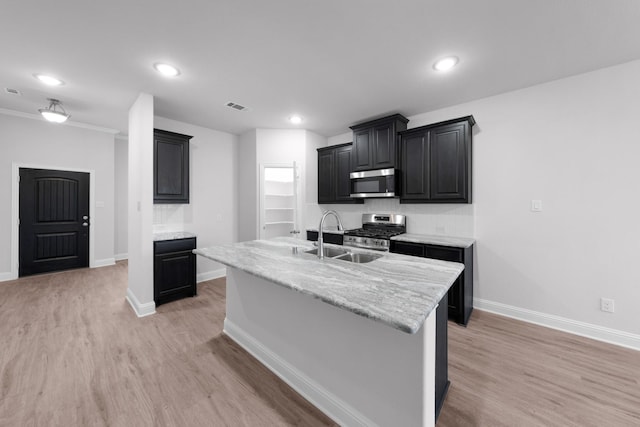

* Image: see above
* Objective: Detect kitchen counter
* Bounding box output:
[391,233,475,248]
[195,237,463,334]
[196,236,456,426]
[153,231,197,242]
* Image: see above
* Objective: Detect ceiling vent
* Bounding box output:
[4,88,22,96]
[225,101,249,112]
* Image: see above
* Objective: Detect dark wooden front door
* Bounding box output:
[19,168,90,277]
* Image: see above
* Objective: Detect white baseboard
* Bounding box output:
[224,318,374,427]
[114,253,128,261]
[126,288,156,318]
[474,298,640,351]
[197,268,226,283]
[93,258,116,268]
[0,272,16,282]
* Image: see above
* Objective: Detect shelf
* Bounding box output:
[264,221,295,226]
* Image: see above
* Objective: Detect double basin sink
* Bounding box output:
[304,246,383,264]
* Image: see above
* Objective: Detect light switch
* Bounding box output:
[531,200,543,212]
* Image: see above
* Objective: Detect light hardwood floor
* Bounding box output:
[0,262,638,426]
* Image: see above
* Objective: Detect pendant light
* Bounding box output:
[39,98,70,123]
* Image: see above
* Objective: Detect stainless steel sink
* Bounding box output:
[305,247,349,258]
[334,252,383,264]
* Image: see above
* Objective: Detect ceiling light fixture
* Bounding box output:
[154,63,181,77]
[289,115,303,124]
[38,98,70,123]
[433,56,459,72]
[34,74,64,86]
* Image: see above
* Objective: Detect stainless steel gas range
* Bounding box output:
[343,213,406,252]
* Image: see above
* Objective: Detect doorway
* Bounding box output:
[259,163,300,240]
[19,168,90,277]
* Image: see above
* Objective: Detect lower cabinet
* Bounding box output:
[305,230,344,245]
[154,237,197,306]
[390,240,474,326]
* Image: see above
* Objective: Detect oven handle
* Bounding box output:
[343,242,389,252]
[350,168,394,179]
[350,192,395,198]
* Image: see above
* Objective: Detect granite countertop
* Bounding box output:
[194,237,463,334]
[391,233,475,248]
[153,231,197,242]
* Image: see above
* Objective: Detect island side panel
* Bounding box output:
[223,267,436,427]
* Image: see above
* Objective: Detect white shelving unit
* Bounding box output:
[260,164,299,240]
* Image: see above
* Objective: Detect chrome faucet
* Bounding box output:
[317,210,343,259]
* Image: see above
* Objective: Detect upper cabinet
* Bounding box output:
[154,129,193,204]
[317,143,364,204]
[349,114,409,172]
[399,116,475,204]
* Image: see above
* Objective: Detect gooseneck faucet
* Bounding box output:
[317,210,344,259]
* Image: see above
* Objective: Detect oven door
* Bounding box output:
[350,168,396,198]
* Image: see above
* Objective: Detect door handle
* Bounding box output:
[83,215,89,220]
[82,222,89,227]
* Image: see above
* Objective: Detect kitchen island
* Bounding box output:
[195,237,463,427]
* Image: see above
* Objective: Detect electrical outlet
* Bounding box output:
[531,200,543,212]
[600,298,615,313]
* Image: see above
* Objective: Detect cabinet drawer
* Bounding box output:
[425,245,463,263]
[154,237,196,254]
[390,241,425,257]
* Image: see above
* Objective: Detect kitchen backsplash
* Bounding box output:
[153,204,192,233]
[305,200,474,237]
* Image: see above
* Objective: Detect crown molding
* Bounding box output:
[0,107,120,135]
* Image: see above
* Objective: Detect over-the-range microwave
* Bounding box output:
[350,168,396,198]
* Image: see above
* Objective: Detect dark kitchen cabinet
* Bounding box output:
[350,114,409,172]
[317,143,363,204]
[399,116,475,203]
[390,240,474,326]
[154,237,197,306]
[306,230,344,245]
[154,129,192,204]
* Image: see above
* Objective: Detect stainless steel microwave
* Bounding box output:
[350,168,396,198]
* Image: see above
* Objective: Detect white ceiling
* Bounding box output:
[1,0,639,137]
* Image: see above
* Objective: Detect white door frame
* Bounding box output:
[258,162,300,240]
[10,163,96,280]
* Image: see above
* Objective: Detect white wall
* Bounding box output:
[0,113,116,279]
[324,59,640,343]
[114,137,128,260]
[126,93,155,317]
[238,129,327,241]
[152,117,239,281]
[237,130,257,242]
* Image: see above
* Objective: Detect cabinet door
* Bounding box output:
[154,130,192,204]
[352,129,372,171]
[429,122,469,202]
[317,149,334,203]
[335,145,354,201]
[154,251,196,300]
[372,123,395,169]
[390,241,425,257]
[400,130,430,201]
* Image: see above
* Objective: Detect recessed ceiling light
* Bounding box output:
[33,74,64,86]
[289,115,303,124]
[433,56,459,72]
[154,63,181,77]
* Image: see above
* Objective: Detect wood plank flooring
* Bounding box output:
[0,262,638,426]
